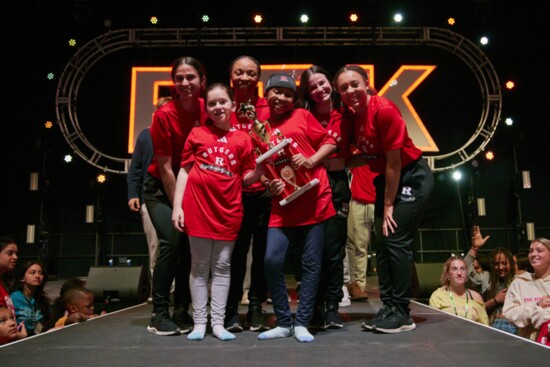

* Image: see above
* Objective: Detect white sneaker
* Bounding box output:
[339,285,351,307]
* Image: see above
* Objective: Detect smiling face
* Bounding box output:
[230,57,260,98]
[529,240,550,274]
[173,63,205,101]
[307,72,333,106]
[205,86,236,130]
[0,244,17,275]
[335,70,369,112]
[266,87,295,120]
[492,251,512,279]
[447,259,467,288]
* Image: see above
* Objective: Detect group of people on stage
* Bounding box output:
[123,54,550,343]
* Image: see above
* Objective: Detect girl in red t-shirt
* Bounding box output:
[0,237,26,343]
[172,83,263,341]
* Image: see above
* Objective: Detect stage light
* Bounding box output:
[202,15,210,23]
[30,172,39,191]
[452,170,462,181]
[447,17,455,26]
[85,205,95,223]
[349,13,358,23]
[254,14,263,24]
[26,225,36,244]
[44,120,53,129]
[522,170,531,189]
[300,14,309,24]
[104,19,112,28]
[47,73,54,80]
[526,222,535,241]
[64,154,73,163]
[484,150,494,161]
[505,81,515,90]
[476,198,486,216]
[480,36,489,45]
[504,117,513,126]
[393,13,403,23]
[150,16,158,25]
[68,39,77,47]
[97,173,107,184]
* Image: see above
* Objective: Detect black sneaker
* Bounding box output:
[247,307,269,332]
[373,307,416,334]
[325,304,343,329]
[147,311,181,336]
[309,305,326,330]
[172,307,194,334]
[225,308,243,332]
[361,305,392,331]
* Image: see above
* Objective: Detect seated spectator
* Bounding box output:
[0,305,26,345]
[503,238,550,341]
[473,253,490,274]
[54,286,103,328]
[52,278,87,323]
[429,256,489,325]
[10,261,54,335]
[0,237,18,312]
[513,250,534,275]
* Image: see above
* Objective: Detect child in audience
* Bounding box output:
[0,305,26,345]
[54,286,102,327]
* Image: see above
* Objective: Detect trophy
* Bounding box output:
[239,102,319,206]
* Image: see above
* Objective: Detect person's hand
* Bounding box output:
[494,288,507,305]
[267,179,285,196]
[16,321,27,339]
[128,198,140,212]
[383,204,397,236]
[538,295,550,308]
[471,225,490,250]
[172,207,185,232]
[291,153,314,170]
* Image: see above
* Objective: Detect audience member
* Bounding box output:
[10,261,54,335]
[144,56,208,335]
[429,256,489,325]
[298,65,350,329]
[128,96,173,290]
[54,286,102,327]
[503,238,550,341]
[335,65,434,333]
[0,237,18,313]
[514,250,534,275]
[172,83,263,341]
[256,72,336,343]
[0,305,25,345]
[466,226,517,333]
[225,55,271,333]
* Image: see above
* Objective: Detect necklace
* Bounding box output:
[448,287,469,319]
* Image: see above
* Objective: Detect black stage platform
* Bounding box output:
[1,280,548,366]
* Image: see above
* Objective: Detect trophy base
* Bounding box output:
[278,178,320,207]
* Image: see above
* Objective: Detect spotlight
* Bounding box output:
[300,14,309,24]
[97,173,107,184]
[504,117,513,126]
[64,154,73,163]
[526,222,535,241]
[349,13,358,23]
[522,170,532,189]
[85,205,95,223]
[447,17,455,26]
[393,13,403,23]
[44,121,53,129]
[150,16,158,25]
[253,14,263,24]
[202,15,210,23]
[452,170,462,181]
[47,73,54,80]
[104,19,112,28]
[30,172,39,191]
[484,150,495,161]
[476,198,486,216]
[505,81,515,90]
[68,39,77,47]
[480,36,489,45]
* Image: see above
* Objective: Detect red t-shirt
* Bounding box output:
[180,125,256,241]
[148,98,207,179]
[231,97,270,194]
[0,281,14,315]
[323,109,352,160]
[266,108,336,227]
[352,95,422,174]
[349,165,377,204]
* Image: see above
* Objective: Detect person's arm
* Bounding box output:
[291,143,336,169]
[127,135,145,212]
[382,149,401,236]
[243,164,265,187]
[172,165,191,232]
[157,156,177,205]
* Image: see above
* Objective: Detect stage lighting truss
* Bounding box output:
[56,27,501,173]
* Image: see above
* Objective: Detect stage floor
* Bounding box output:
[1,278,548,366]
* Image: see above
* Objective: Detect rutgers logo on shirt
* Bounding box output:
[201,143,237,167]
[327,129,342,143]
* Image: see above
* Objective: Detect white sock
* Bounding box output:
[258,326,293,340]
[187,324,207,341]
[294,326,314,342]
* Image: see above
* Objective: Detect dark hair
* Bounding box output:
[228,55,261,78]
[170,56,206,85]
[514,250,534,273]
[205,83,234,103]
[61,286,93,310]
[0,237,17,290]
[486,248,515,299]
[14,261,53,330]
[297,65,340,110]
[0,237,16,251]
[475,252,490,272]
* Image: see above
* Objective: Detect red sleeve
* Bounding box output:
[150,109,172,158]
[304,110,336,149]
[180,128,197,168]
[327,111,352,159]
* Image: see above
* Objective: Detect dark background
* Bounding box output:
[1,1,548,277]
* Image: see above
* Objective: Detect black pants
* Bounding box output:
[226,192,271,311]
[374,158,433,313]
[143,174,191,313]
[316,170,351,307]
